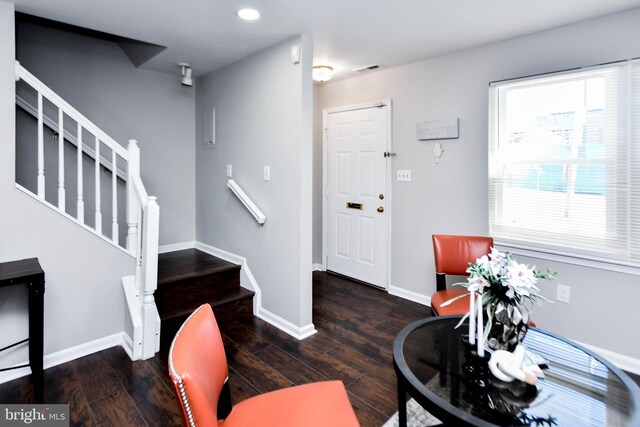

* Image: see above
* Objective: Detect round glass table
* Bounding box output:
[393,316,640,427]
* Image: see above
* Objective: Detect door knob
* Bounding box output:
[377,206,384,213]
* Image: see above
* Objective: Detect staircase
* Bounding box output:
[14,61,160,361]
[156,249,255,349]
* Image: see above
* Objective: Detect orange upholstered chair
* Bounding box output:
[168,304,360,427]
[431,234,494,317]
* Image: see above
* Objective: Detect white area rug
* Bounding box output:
[382,398,441,427]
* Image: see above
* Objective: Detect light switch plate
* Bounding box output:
[397,170,411,182]
[263,166,270,181]
[226,164,232,178]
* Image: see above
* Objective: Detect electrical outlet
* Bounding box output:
[263,166,270,181]
[397,170,411,182]
[226,164,232,178]
[556,284,571,304]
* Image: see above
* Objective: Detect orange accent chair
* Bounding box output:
[168,304,360,427]
[431,234,494,317]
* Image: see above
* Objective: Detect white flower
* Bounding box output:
[467,274,490,293]
[505,261,539,297]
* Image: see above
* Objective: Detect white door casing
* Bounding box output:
[323,101,391,289]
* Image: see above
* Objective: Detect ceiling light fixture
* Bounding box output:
[178,63,193,87]
[312,65,334,83]
[237,8,260,21]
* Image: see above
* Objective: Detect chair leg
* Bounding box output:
[217,379,232,419]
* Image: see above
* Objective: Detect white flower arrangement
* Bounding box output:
[448,248,556,350]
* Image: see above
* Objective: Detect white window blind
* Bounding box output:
[489,59,640,266]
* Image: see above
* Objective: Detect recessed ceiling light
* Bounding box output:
[237,8,260,21]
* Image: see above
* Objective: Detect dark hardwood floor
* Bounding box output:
[1,271,638,426]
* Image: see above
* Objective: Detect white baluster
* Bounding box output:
[37,92,45,198]
[76,123,84,222]
[112,151,119,245]
[126,140,140,252]
[58,108,65,210]
[95,136,102,234]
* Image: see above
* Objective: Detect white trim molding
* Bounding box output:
[388,285,431,307]
[159,241,196,254]
[256,307,317,340]
[495,243,640,276]
[312,263,326,272]
[0,333,124,385]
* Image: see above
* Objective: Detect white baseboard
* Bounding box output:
[0,332,124,385]
[575,340,640,376]
[122,332,135,360]
[257,307,317,340]
[388,285,431,307]
[158,241,196,254]
[312,263,326,272]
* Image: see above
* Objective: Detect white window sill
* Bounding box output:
[494,241,640,276]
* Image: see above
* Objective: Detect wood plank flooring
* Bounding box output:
[0,271,638,426]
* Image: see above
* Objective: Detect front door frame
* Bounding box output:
[322,99,393,290]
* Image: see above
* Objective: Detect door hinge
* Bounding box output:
[383,151,397,158]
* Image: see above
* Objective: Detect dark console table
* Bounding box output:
[0,258,45,403]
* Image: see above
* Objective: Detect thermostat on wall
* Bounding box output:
[417,118,459,140]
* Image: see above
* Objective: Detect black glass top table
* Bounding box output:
[393,316,640,427]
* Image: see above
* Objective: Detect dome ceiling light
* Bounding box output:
[312,65,334,83]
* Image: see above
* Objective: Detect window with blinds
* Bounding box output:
[489,59,640,266]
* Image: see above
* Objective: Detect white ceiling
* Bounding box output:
[10,0,640,81]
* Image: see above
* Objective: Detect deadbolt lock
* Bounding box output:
[377,206,384,213]
[379,194,384,200]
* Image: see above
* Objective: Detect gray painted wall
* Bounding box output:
[0,1,134,371]
[315,8,640,358]
[196,36,314,328]
[16,21,196,246]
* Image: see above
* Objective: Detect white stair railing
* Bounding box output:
[15,61,160,359]
[227,179,266,224]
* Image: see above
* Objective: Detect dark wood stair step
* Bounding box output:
[155,248,254,350]
[159,287,254,351]
[158,248,238,286]
[159,286,254,321]
[156,248,244,318]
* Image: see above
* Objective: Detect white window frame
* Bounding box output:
[488,60,640,273]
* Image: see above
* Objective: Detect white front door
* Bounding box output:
[325,102,390,288]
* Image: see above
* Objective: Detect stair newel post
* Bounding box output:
[126,139,143,294]
[126,140,140,254]
[141,196,160,358]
